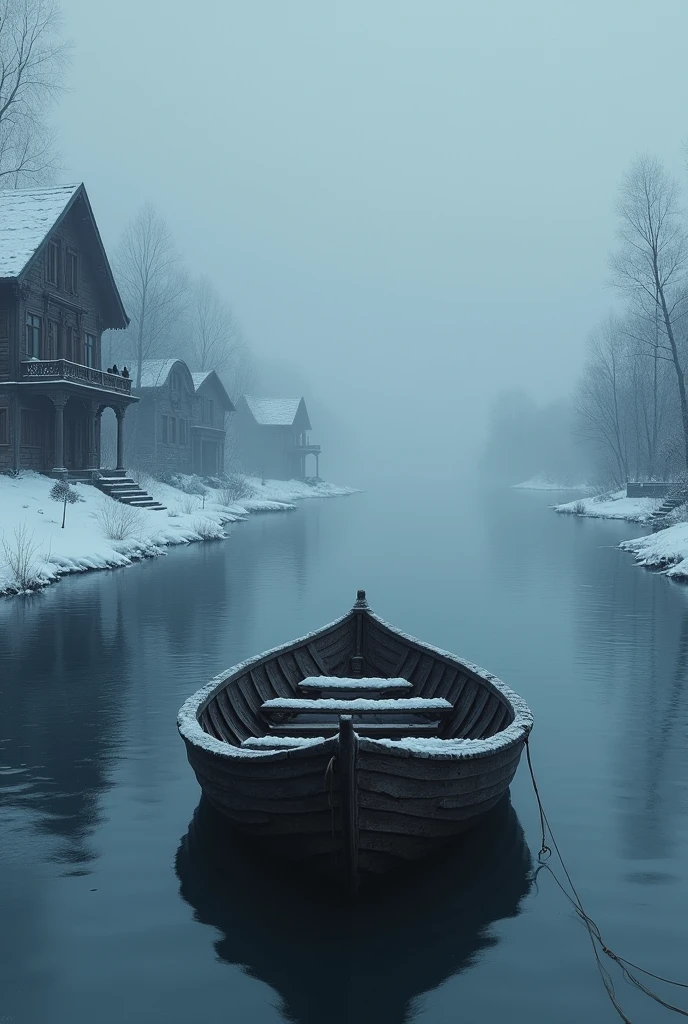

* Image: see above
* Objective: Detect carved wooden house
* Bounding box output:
[0,183,134,476]
[126,360,234,476]
[233,396,320,480]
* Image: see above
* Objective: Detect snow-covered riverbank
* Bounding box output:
[620,525,688,580]
[553,490,661,523]
[0,473,356,596]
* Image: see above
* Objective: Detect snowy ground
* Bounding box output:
[621,523,688,580]
[554,490,661,523]
[0,473,355,596]
[513,475,591,491]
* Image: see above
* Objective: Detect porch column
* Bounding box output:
[88,401,100,470]
[315,453,319,480]
[115,407,126,471]
[51,393,67,472]
[12,392,21,472]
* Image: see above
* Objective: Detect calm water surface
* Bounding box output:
[2,482,688,1023]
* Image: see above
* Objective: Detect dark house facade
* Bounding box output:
[126,360,234,476]
[0,183,134,476]
[233,396,320,480]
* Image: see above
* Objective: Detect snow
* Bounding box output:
[0,472,356,596]
[554,489,661,523]
[243,396,302,426]
[620,523,688,579]
[190,371,213,389]
[360,733,518,759]
[298,676,412,691]
[261,697,452,712]
[137,359,180,388]
[241,736,329,748]
[513,475,591,491]
[0,184,80,279]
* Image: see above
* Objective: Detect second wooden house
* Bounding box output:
[126,359,234,477]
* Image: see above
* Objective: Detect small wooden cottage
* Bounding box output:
[126,359,234,476]
[233,396,320,480]
[0,183,134,475]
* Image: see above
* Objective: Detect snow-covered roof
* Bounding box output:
[0,183,81,279]
[191,371,212,389]
[138,359,180,388]
[243,396,302,426]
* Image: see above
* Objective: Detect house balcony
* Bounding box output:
[20,359,132,396]
[292,442,321,454]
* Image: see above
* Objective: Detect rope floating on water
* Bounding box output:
[525,737,688,1021]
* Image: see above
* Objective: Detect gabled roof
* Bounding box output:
[192,370,234,412]
[242,396,310,429]
[0,184,80,278]
[0,182,128,330]
[138,359,182,389]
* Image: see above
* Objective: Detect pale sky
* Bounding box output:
[52,0,688,482]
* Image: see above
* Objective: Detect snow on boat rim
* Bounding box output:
[176,610,534,761]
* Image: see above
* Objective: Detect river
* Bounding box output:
[2,482,688,1023]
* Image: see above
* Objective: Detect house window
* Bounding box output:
[46,240,60,286]
[20,409,42,446]
[179,418,186,445]
[0,408,7,444]
[84,333,96,367]
[202,398,214,424]
[65,249,78,294]
[25,313,42,358]
[170,416,177,444]
[71,328,81,364]
[161,415,168,444]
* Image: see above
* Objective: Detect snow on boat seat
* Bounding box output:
[267,721,443,738]
[297,676,412,694]
[261,697,452,717]
[241,735,329,749]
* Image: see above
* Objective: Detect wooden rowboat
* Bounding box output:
[177,590,533,892]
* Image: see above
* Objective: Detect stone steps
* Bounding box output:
[96,474,166,511]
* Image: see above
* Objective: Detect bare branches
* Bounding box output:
[610,155,688,470]
[0,0,70,185]
[112,203,189,388]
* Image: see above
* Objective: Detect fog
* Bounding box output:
[52,0,688,485]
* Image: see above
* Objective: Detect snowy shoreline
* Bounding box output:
[0,473,356,597]
[553,489,688,581]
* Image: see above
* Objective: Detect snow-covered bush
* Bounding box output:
[176,475,207,496]
[1,523,42,591]
[218,473,254,505]
[573,500,586,515]
[176,494,199,515]
[95,499,144,541]
[193,517,224,540]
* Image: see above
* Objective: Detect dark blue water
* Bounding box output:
[2,483,688,1023]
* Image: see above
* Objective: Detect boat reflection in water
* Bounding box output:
[175,793,532,1024]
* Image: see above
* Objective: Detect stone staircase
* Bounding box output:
[95,472,166,511]
[649,491,687,532]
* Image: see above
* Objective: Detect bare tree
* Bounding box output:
[188,274,256,403]
[0,0,70,186]
[611,156,688,469]
[575,315,632,487]
[111,204,188,388]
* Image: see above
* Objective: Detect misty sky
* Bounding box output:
[52,0,688,481]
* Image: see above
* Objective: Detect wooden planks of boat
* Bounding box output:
[177,589,534,894]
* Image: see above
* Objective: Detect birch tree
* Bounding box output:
[0,0,70,185]
[112,204,188,388]
[611,157,688,470]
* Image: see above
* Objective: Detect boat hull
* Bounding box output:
[182,733,526,876]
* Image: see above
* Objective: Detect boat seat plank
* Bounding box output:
[261,697,452,717]
[268,721,442,738]
[297,676,412,695]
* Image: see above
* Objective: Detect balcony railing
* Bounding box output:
[20,359,132,395]
[292,442,321,454]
